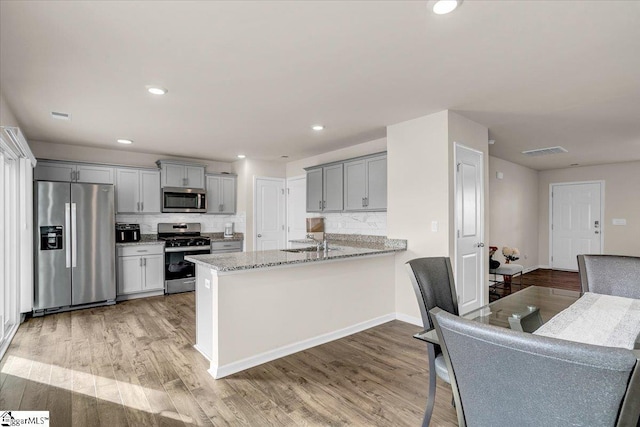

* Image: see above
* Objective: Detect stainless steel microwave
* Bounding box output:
[162,187,207,213]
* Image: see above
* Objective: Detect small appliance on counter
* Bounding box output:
[224,222,234,238]
[115,223,141,243]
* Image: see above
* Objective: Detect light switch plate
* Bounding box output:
[431,221,438,232]
[496,172,504,180]
[612,218,627,226]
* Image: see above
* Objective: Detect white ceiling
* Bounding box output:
[1,1,639,170]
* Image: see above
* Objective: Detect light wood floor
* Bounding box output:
[0,292,458,427]
[0,269,580,426]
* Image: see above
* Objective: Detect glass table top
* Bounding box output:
[414,286,582,344]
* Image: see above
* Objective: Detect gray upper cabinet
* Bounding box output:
[35,160,114,184]
[307,152,386,213]
[344,154,387,211]
[158,161,206,188]
[306,168,324,212]
[115,168,161,214]
[323,164,343,212]
[305,164,344,213]
[206,174,236,214]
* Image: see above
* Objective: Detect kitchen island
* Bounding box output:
[186,236,406,379]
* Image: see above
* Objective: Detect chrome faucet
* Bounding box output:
[307,233,328,252]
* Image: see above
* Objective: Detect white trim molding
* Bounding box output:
[210,313,396,379]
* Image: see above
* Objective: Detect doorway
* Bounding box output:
[550,181,603,271]
[254,177,286,251]
[454,143,485,314]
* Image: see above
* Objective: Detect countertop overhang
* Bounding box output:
[186,239,406,272]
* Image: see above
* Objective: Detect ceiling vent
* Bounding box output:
[50,111,71,121]
[521,146,568,156]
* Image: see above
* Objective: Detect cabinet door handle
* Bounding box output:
[143,258,147,266]
[136,202,140,212]
[365,197,368,207]
[319,200,322,210]
[140,202,144,212]
[70,171,74,181]
[322,200,326,209]
[362,197,365,207]
[76,170,80,181]
[139,258,143,267]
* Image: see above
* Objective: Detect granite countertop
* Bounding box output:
[116,234,165,247]
[115,232,244,247]
[202,232,244,242]
[185,237,407,272]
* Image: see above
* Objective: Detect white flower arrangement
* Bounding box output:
[502,246,520,262]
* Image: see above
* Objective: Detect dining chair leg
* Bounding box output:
[422,343,437,427]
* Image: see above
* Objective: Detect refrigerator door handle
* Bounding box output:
[71,202,78,268]
[65,202,71,268]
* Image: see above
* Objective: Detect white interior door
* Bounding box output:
[455,144,484,314]
[255,177,286,251]
[286,176,307,248]
[551,182,602,271]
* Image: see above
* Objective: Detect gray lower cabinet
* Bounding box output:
[206,174,236,214]
[344,154,387,211]
[305,164,343,212]
[117,245,164,297]
[115,168,161,213]
[35,160,114,184]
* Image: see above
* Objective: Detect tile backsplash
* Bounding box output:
[116,212,246,235]
[311,212,387,236]
[117,211,386,237]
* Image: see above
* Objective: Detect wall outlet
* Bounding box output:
[204,278,210,289]
[431,221,438,232]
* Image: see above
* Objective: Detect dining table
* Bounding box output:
[413,285,640,425]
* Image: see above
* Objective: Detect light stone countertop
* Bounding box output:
[115,232,244,247]
[185,238,407,272]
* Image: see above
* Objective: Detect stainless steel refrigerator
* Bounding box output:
[34,181,116,315]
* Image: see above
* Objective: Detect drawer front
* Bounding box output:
[117,244,164,257]
[210,241,243,252]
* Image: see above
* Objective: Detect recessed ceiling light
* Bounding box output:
[117,139,133,145]
[311,125,324,131]
[432,0,462,15]
[237,154,246,159]
[146,86,167,95]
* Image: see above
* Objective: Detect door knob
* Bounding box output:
[477,242,485,247]
[257,234,262,237]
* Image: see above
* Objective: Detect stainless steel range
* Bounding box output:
[158,223,210,294]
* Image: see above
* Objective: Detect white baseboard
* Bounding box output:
[538,265,551,269]
[394,312,423,327]
[193,344,211,362]
[211,313,396,379]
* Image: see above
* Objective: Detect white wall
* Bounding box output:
[387,111,489,322]
[387,111,451,322]
[489,156,539,269]
[29,140,232,172]
[0,93,20,127]
[538,161,640,263]
[286,138,387,177]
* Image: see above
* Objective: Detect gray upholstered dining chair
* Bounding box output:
[577,254,640,299]
[431,307,640,427]
[405,257,458,427]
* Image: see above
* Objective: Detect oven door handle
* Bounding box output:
[164,245,211,253]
